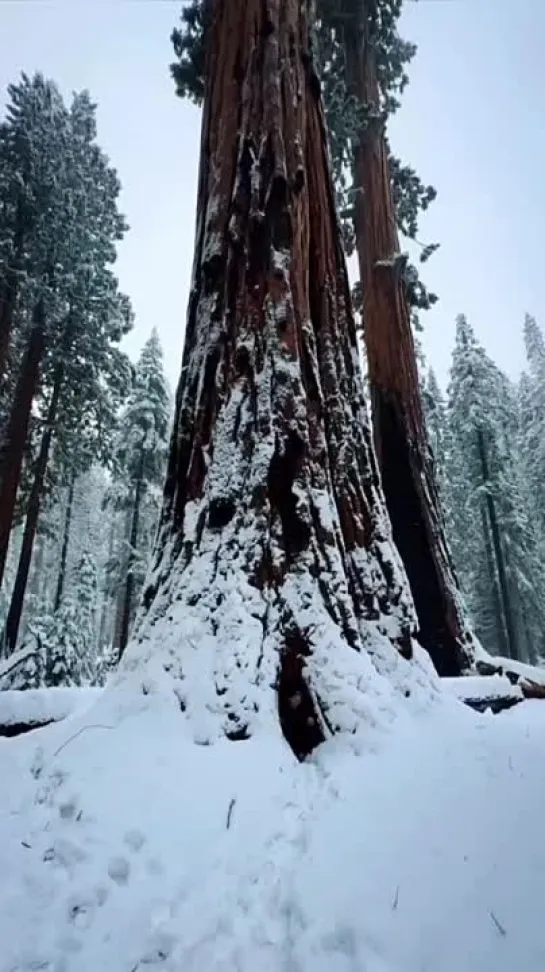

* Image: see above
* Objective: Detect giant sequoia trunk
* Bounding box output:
[0,301,46,589]
[3,361,64,656]
[343,5,474,676]
[128,0,423,759]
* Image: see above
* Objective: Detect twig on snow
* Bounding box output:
[53,723,114,758]
[226,798,236,829]
[392,885,400,910]
[490,910,507,936]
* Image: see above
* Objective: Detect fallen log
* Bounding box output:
[519,679,545,700]
[443,674,524,713]
[0,687,102,738]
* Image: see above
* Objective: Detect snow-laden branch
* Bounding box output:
[0,644,35,687]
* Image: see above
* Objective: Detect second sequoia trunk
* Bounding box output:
[343,3,474,676]
[129,0,424,758]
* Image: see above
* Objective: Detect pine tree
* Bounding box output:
[126,0,427,761]
[447,316,545,662]
[25,551,100,688]
[520,314,545,529]
[0,76,132,594]
[112,330,171,658]
[0,75,67,392]
[92,640,117,687]
[422,369,450,516]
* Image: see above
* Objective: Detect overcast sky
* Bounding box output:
[1,0,543,393]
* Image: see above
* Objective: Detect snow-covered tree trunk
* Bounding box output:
[343,10,473,677]
[126,0,423,759]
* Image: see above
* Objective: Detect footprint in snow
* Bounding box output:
[145,857,164,877]
[66,889,103,930]
[107,855,131,885]
[58,798,80,822]
[42,838,87,874]
[123,828,146,853]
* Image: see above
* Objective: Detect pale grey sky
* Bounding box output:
[1,0,543,392]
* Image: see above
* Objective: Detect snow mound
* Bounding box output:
[1,680,545,971]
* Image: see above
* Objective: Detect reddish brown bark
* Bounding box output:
[0,301,46,589]
[0,278,17,388]
[139,0,418,757]
[343,6,474,676]
[3,358,64,655]
[0,207,25,388]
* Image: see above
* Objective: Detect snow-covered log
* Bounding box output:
[443,674,523,713]
[0,687,102,737]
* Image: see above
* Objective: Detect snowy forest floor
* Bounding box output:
[1,680,545,972]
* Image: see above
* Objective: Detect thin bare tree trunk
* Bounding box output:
[28,532,46,604]
[112,504,133,656]
[118,450,145,661]
[133,0,418,758]
[98,514,117,651]
[343,3,474,676]
[53,474,76,612]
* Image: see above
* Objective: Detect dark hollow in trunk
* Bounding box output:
[342,7,474,676]
[135,0,417,759]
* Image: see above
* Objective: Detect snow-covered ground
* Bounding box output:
[1,680,545,972]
